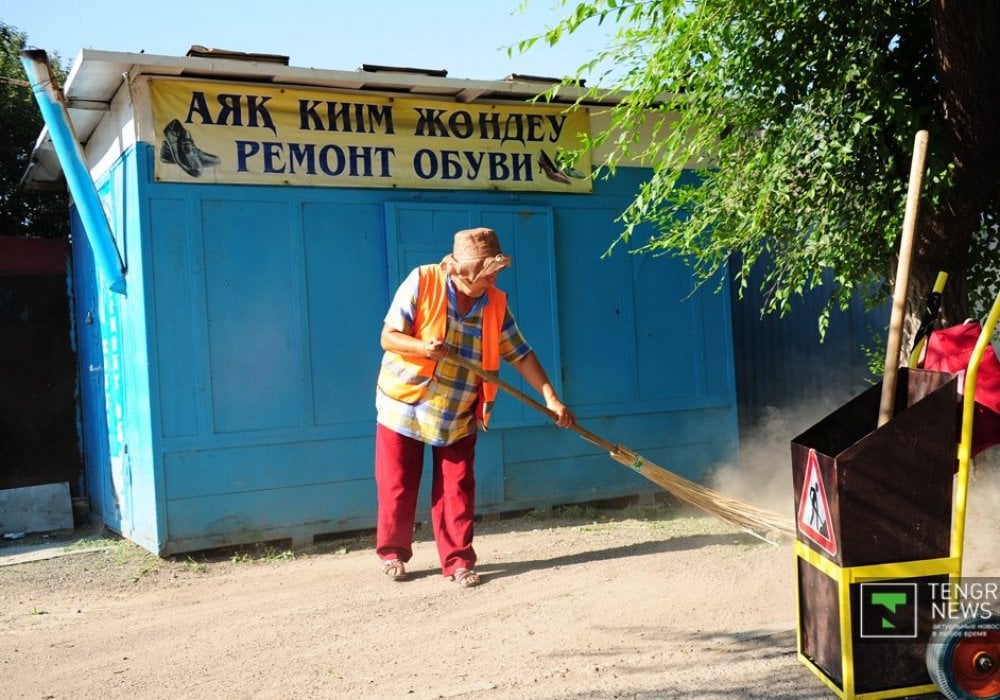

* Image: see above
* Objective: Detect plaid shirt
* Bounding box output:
[376,268,531,446]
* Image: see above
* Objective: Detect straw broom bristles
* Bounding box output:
[608,445,796,540]
[444,351,797,541]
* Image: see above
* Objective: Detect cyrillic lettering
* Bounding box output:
[327,103,353,132]
[319,144,346,176]
[488,152,510,180]
[368,105,395,135]
[499,114,526,147]
[448,111,473,139]
[262,142,284,173]
[215,94,242,126]
[299,100,324,130]
[463,151,484,179]
[478,112,501,141]
[510,153,532,182]
[414,108,449,137]
[441,151,463,180]
[413,149,437,178]
[185,92,214,125]
[546,114,567,142]
[235,141,260,172]
[288,143,315,174]
[245,95,276,134]
[525,114,545,142]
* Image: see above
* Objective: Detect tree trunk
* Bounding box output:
[897,3,1000,364]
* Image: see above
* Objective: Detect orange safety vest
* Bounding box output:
[378,265,506,429]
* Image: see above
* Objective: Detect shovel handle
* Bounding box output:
[444,351,619,454]
[878,130,929,427]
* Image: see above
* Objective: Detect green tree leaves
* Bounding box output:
[0,22,68,238]
[525,0,999,334]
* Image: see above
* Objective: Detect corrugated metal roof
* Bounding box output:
[23,49,628,189]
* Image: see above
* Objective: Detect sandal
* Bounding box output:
[451,568,480,588]
[382,559,406,581]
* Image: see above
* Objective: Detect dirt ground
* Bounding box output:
[2,473,998,700]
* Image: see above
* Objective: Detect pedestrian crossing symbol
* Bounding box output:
[797,449,837,555]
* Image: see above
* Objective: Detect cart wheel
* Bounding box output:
[927,615,1000,700]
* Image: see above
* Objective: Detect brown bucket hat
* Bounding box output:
[440,227,512,283]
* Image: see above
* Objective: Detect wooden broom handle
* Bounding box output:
[878,130,929,427]
[444,351,619,454]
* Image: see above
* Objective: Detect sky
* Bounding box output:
[3,0,615,82]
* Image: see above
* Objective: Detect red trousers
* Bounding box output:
[375,424,477,576]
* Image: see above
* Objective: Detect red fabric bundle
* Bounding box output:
[922,322,1000,457]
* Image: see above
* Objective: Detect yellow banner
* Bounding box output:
[149,78,592,192]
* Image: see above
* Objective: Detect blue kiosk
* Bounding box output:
[23,48,739,555]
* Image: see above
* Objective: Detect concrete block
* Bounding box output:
[0,482,73,535]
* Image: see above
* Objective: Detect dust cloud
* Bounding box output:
[963,450,1000,575]
[708,395,852,518]
[707,401,998,575]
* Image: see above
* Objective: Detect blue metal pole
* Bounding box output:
[20,49,126,295]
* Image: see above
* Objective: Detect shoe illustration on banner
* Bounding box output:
[538,149,584,185]
[159,119,220,177]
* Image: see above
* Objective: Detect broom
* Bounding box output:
[445,352,796,542]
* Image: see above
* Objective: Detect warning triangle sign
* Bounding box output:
[797,449,837,556]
